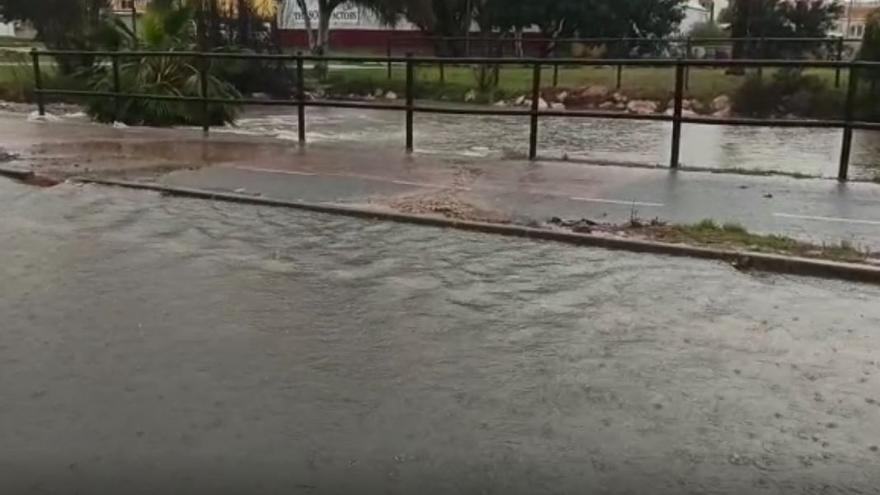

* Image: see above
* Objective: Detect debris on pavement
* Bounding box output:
[383,191,510,224]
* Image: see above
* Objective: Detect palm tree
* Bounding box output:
[87,0,241,125]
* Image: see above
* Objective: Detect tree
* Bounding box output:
[85,0,240,126]
[860,7,880,94]
[689,21,726,39]
[195,0,282,49]
[860,8,880,61]
[0,0,113,71]
[723,0,844,58]
[475,0,686,56]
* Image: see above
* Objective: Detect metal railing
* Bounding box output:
[30,49,880,181]
[385,35,865,88]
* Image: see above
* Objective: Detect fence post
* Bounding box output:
[670,61,685,169]
[757,38,766,80]
[529,62,542,160]
[296,52,306,145]
[30,49,45,117]
[615,39,624,89]
[405,53,414,153]
[131,4,138,46]
[199,54,210,135]
[112,53,122,122]
[684,37,692,90]
[553,62,559,87]
[838,65,859,181]
[386,40,393,80]
[835,36,844,88]
[439,61,445,84]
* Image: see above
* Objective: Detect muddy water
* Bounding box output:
[2,179,880,494]
[230,107,880,179]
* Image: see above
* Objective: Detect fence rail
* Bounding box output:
[385,35,866,88]
[30,49,880,181]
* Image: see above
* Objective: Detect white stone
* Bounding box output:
[493,100,508,107]
[581,85,610,100]
[550,102,566,110]
[598,101,616,110]
[464,89,478,102]
[713,107,732,118]
[626,100,658,115]
[384,91,398,100]
[556,91,569,102]
[537,98,549,110]
[712,95,731,112]
[667,99,693,111]
[515,95,526,106]
[373,88,385,97]
[27,111,59,122]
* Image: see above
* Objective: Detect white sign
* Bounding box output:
[279,0,361,29]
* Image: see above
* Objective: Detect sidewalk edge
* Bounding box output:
[75,177,880,285]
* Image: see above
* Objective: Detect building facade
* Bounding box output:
[838,0,880,39]
[0,20,15,37]
[110,0,151,12]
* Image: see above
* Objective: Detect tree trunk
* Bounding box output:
[313,0,334,80]
[208,0,221,48]
[237,0,250,47]
[317,2,332,55]
[295,0,317,51]
[727,0,749,74]
[514,27,524,58]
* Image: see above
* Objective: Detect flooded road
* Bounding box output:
[3,179,880,494]
[230,107,880,179]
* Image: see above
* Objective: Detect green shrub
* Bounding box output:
[212,54,296,98]
[859,8,880,62]
[81,1,240,126]
[857,7,880,122]
[732,68,843,118]
[85,56,239,126]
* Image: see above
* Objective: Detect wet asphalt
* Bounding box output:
[2,180,880,494]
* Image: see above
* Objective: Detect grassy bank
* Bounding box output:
[321,64,848,104]
[629,219,869,263]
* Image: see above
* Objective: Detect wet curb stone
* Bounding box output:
[0,164,34,181]
[75,177,880,285]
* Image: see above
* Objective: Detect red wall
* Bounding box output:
[280,30,436,54]
[279,30,553,56]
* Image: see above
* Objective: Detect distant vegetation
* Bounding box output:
[2,0,878,125]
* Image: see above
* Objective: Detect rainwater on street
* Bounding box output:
[3,179,880,493]
[230,107,880,179]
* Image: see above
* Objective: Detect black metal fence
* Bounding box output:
[386,36,865,89]
[30,49,880,181]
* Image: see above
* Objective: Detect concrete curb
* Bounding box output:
[75,177,880,285]
[0,164,34,181]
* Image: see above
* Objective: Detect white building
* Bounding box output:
[835,0,880,39]
[680,0,730,33]
[0,19,16,37]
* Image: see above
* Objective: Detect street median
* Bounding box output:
[73,177,880,285]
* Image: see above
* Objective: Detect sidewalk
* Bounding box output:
[3,112,880,249]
